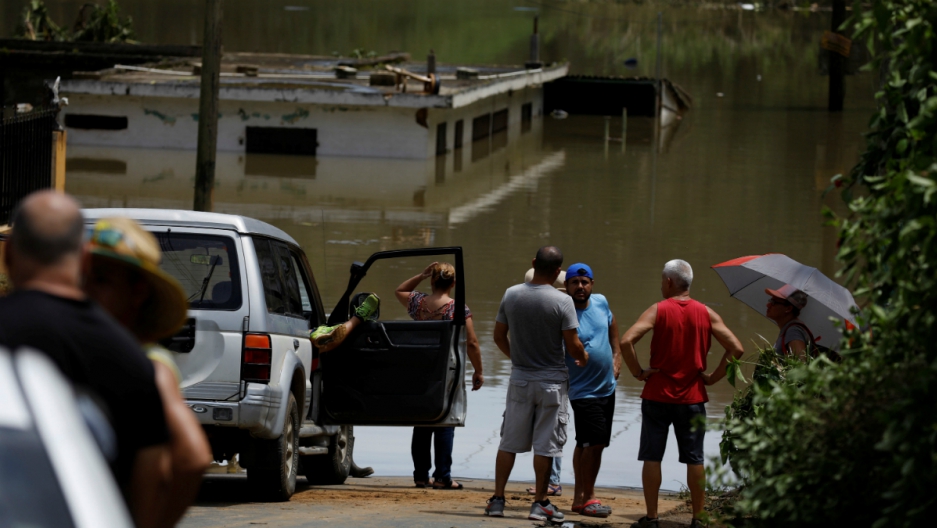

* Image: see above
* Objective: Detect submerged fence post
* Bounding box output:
[604,116,610,159]
[621,107,627,153]
[655,12,663,120]
[194,0,223,212]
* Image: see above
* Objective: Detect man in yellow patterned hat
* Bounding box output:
[85,216,212,528]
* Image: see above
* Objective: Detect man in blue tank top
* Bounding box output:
[564,263,621,518]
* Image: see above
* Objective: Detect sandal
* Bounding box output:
[525,484,562,496]
[579,499,612,518]
[432,479,463,490]
[414,480,429,488]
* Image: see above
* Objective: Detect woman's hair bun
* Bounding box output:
[431,262,456,290]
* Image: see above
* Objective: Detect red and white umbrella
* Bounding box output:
[711,254,858,351]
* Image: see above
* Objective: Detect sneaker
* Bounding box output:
[485,496,505,517]
[310,324,347,353]
[354,293,380,321]
[631,516,660,528]
[529,500,564,522]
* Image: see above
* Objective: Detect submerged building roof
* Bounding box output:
[60,52,569,109]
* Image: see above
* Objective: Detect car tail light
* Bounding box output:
[242,333,272,383]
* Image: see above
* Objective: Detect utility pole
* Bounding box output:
[828,0,846,112]
[193,0,222,212]
[525,15,542,69]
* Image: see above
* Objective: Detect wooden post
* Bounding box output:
[828,0,846,112]
[193,0,222,212]
[604,115,610,159]
[51,130,67,192]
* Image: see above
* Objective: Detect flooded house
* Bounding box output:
[56,52,568,159]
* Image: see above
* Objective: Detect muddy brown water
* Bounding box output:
[10,0,876,490]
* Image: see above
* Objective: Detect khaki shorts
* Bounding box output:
[498,379,569,457]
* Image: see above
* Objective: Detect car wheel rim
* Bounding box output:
[336,426,348,462]
[285,415,295,475]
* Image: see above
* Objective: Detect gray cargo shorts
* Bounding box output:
[498,379,569,457]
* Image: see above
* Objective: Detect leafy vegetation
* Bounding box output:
[14,0,135,43]
[15,0,64,40]
[712,1,937,526]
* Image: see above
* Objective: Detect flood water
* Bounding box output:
[5,1,876,490]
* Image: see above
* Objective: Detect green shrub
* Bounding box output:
[715,1,937,526]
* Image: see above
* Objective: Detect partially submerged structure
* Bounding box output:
[58,53,568,159]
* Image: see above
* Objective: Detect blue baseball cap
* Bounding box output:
[566,263,593,281]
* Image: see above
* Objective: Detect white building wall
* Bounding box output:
[61,85,545,160]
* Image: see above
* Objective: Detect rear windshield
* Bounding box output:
[0,427,76,528]
[154,232,242,310]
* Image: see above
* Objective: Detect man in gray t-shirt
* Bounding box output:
[485,246,588,523]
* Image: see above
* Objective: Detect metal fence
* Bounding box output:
[0,107,57,225]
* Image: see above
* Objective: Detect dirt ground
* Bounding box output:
[180,475,693,528]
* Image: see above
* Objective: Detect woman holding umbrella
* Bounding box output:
[765,284,811,359]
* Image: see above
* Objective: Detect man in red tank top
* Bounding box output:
[620,260,744,528]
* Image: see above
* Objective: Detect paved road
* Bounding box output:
[179,475,692,528]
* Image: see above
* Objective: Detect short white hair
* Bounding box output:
[663,259,693,290]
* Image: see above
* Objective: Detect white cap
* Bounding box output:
[524,268,567,291]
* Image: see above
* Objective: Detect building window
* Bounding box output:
[472,114,491,142]
[454,120,464,149]
[246,127,317,156]
[64,114,128,130]
[436,122,447,156]
[492,109,508,133]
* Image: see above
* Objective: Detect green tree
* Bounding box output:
[718,1,937,526]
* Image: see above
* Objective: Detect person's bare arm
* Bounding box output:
[493,321,511,359]
[609,314,622,380]
[563,328,588,366]
[620,304,660,381]
[128,443,172,528]
[394,262,436,306]
[701,307,745,385]
[151,361,212,527]
[465,317,484,390]
[787,339,807,360]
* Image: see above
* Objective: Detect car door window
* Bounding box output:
[252,238,286,314]
[291,255,313,313]
[273,242,304,317]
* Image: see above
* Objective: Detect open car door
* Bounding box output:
[320,247,467,427]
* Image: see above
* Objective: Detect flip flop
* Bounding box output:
[579,499,612,518]
[432,479,463,490]
[525,484,562,496]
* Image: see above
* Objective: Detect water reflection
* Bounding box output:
[66,102,869,489]
[45,0,878,491]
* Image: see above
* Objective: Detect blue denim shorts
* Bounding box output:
[638,399,706,465]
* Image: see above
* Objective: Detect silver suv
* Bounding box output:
[82,209,468,501]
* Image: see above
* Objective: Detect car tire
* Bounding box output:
[247,394,299,501]
[302,424,353,485]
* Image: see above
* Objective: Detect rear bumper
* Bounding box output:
[185,382,283,438]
